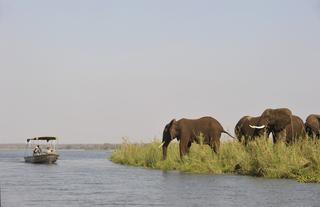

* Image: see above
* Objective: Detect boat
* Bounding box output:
[24,136,59,164]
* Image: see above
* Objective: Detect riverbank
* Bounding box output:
[110,139,320,183]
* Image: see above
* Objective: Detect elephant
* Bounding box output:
[159,116,235,160]
[234,116,260,145]
[305,114,320,139]
[249,108,292,143]
[249,108,306,144]
[283,115,306,143]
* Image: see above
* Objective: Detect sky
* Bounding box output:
[0,0,320,143]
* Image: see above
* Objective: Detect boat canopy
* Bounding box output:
[27,137,57,142]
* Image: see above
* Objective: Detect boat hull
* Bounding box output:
[24,154,59,164]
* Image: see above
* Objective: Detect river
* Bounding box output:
[1,150,319,207]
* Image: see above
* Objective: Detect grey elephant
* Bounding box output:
[283,115,306,143]
[261,115,306,144]
[159,117,235,160]
[305,114,320,139]
[250,108,306,144]
[234,116,260,145]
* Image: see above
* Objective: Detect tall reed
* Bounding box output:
[110,138,320,183]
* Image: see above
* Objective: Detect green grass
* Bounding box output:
[110,138,320,183]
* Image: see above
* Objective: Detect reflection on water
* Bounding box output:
[1,150,319,207]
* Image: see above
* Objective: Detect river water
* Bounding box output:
[1,150,319,207]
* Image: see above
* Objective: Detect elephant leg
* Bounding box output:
[244,138,248,146]
[271,132,276,144]
[213,139,220,154]
[264,131,269,142]
[306,127,314,139]
[274,130,286,144]
[309,132,317,142]
[186,141,192,154]
[162,140,171,160]
[285,130,293,144]
[210,136,220,154]
[179,139,189,158]
[244,136,251,146]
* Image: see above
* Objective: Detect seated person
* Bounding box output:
[33,145,42,155]
[46,147,53,154]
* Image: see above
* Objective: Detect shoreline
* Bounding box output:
[110,139,320,183]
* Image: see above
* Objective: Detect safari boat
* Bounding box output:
[24,137,59,164]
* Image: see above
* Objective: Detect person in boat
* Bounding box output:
[33,145,42,155]
[46,147,53,154]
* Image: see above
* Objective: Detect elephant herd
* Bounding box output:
[160,108,320,160]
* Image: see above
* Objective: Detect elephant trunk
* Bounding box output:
[161,140,171,160]
[162,145,167,160]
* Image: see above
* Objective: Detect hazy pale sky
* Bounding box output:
[1,0,319,143]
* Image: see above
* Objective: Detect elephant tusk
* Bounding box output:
[249,125,266,129]
[158,142,165,148]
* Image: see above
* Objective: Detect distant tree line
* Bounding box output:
[0,143,120,150]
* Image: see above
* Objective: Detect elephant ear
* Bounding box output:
[273,109,292,131]
[169,119,178,140]
[169,119,176,126]
[164,119,175,132]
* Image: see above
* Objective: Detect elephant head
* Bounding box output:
[250,108,293,142]
[235,116,260,145]
[305,114,320,139]
[159,119,179,160]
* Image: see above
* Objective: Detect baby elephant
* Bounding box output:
[160,116,235,160]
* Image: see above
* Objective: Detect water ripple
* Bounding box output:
[1,150,320,207]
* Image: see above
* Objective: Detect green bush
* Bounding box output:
[110,138,320,183]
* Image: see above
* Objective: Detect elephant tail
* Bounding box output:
[222,130,236,139]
